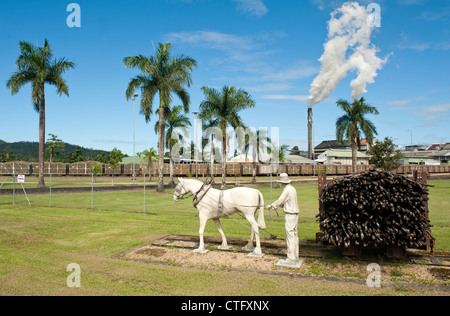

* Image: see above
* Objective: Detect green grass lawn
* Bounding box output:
[0,180,448,296]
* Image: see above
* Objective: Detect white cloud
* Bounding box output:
[419,103,450,123]
[419,7,450,21]
[396,33,430,52]
[232,0,268,17]
[437,42,450,50]
[396,33,450,52]
[397,0,429,6]
[310,0,377,11]
[263,61,319,81]
[165,31,258,62]
[244,83,294,93]
[165,30,317,95]
[386,96,426,109]
[261,95,309,102]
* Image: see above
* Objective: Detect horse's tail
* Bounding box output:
[257,191,266,230]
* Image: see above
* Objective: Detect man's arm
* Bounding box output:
[267,187,289,210]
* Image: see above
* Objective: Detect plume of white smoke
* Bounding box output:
[307,2,387,108]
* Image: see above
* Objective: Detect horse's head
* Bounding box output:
[173,178,188,202]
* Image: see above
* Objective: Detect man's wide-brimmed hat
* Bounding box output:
[277,173,292,184]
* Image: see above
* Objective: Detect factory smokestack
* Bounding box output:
[308,108,313,160]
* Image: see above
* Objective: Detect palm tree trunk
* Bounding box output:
[157,106,165,192]
[252,147,257,183]
[221,127,226,189]
[210,138,215,184]
[37,85,46,189]
[352,124,359,173]
[351,140,358,173]
[169,145,175,186]
[148,162,152,182]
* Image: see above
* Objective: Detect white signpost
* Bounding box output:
[18,175,25,183]
[17,174,31,206]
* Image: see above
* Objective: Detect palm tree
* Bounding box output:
[7,39,75,188]
[202,118,220,184]
[199,86,255,189]
[240,129,272,183]
[138,147,158,181]
[123,43,197,192]
[336,97,379,173]
[272,144,290,164]
[270,144,290,188]
[154,105,191,185]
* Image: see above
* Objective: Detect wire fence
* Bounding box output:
[0,162,448,217]
[0,165,158,214]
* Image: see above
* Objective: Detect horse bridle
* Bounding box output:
[174,181,211,206]
[174,182,192,200]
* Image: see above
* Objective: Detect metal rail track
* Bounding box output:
[151,235,450,268]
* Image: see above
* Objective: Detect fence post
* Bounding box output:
[49,171,52,207]
[13,163,16,205]
[270,164,275,229]
[413,171,434,252]
[91,173,94,209]
[143,172,146,214]
[317,172,327,243]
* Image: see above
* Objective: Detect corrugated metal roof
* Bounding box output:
[323,149,369,158]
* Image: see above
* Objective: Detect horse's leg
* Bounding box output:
[245,213,262,255]
[196,212,208,252]
[213,219,229,249]
[243,230,255,251]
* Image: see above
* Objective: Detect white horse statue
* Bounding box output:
[173,178,266,256]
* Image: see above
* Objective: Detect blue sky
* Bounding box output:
[0,0,449,156]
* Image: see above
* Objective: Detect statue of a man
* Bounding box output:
[267,173,301,267]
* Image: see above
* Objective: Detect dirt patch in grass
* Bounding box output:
[123,245,450,289]
[134,247,167,258]
[127,246,278,271]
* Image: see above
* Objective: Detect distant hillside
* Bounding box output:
[0,139,111,162]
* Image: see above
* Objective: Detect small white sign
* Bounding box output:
[17,175,25,183]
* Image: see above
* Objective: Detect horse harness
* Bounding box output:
[192,183,213,208]
[192,183,225,214]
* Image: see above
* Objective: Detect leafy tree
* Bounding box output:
[46,134,65,163]
[90,162,102,183]
[7,39,75,188]
[69,146,84,163]
[199,86,255,189]
[123,43,197,192]
[109,147,125,186]
[368,137,403,171]
[94,153,110,164]
[336,97,379,173]
[0,147,16,162]
[289,146,301,156]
